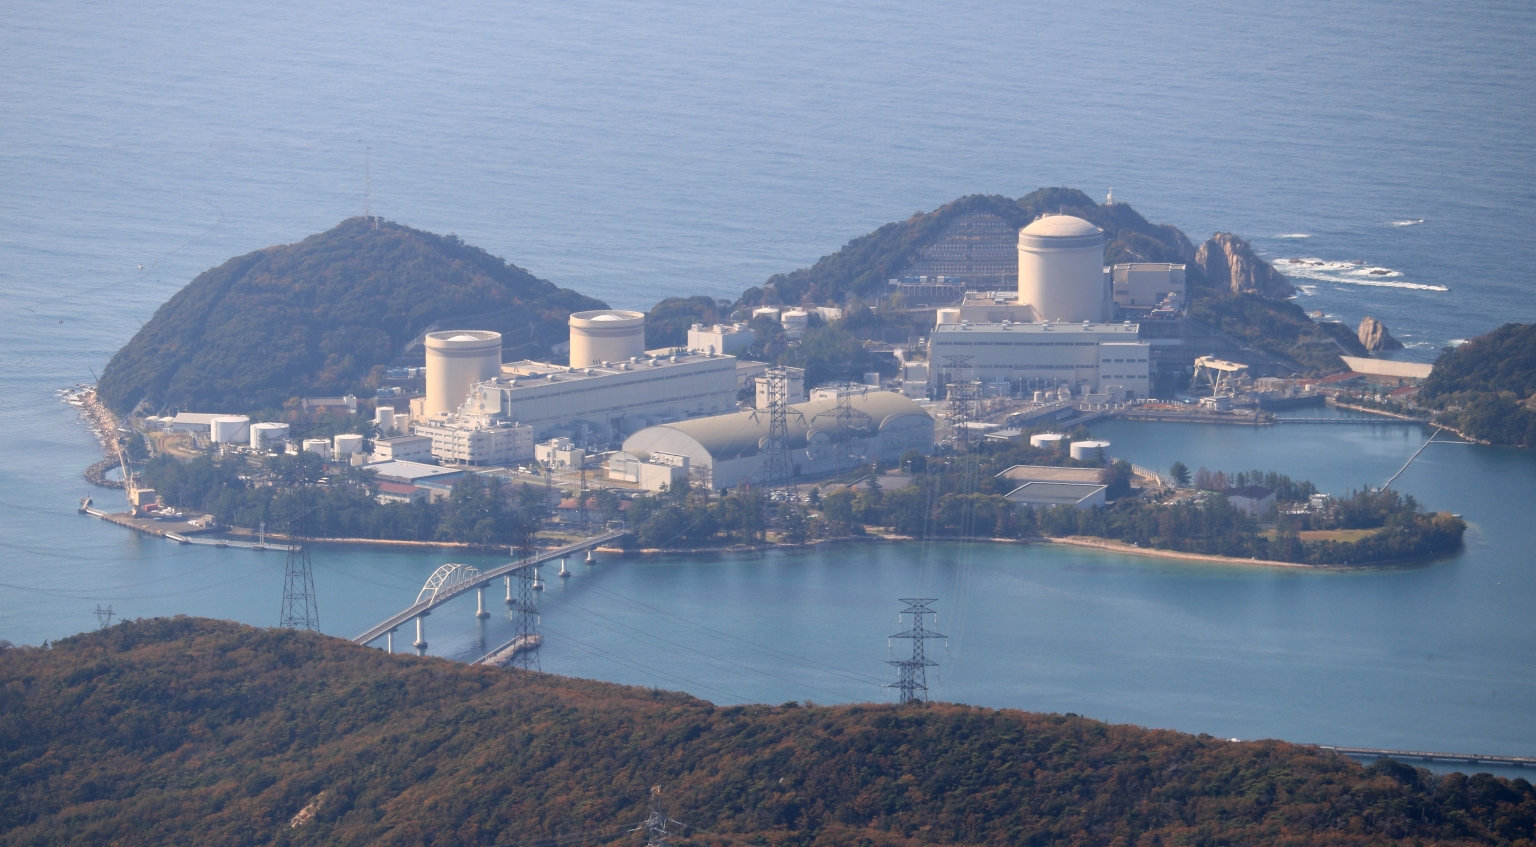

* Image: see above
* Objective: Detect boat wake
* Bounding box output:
[1275,233,1311,239]
[1277,258,1448,292]
[1390,219,1425,227]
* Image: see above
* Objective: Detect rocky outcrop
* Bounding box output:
[1358,316,1404,352]
[1195,233,1295,299]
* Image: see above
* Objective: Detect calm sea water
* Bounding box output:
[2,0,1534,762]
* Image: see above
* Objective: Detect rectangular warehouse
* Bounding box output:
[927,321,1150,399]
[470,352,739,446]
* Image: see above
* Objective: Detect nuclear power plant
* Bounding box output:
[423,330,503,417]
[1016,214,1109,323]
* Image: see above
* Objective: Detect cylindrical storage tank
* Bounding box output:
[375,406,395,433]
[781,309,809,334]
[210,415,250,444]
[424,330,502,418]
[1018,215,1107,323]
[1030,432,1068,449]
[936,308,961,326]
[333,433,364,457]
[752,306,781,322]
[302,438,333,459]
[568,310,645,369]
[249,422,289,451]
[1069,439,1111,461]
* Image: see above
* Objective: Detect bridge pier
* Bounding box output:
[476,584,490,619]
[586,548,595,564]
[386,626,398,654]
[505,575,513,605]
[414,611,430,656]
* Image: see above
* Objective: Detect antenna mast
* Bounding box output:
[363,143,374,222]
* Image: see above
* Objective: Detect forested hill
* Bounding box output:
[98,218,606,415]
[3,618,1532,846]
[1419,323,1536,447]
[745,188,1195,307]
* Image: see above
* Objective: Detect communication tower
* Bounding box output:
[886,598,946,704]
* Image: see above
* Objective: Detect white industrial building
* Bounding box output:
[371,434,433,463]
[996,465,1107,509]
[535,437,586,469]
[1110,263,1185,311]
[687,322,755,355]
[606,450,690,492]
[927,320,1150,399]
[414,412,533,466]
[755,366,805,408]
[620,390,934,490]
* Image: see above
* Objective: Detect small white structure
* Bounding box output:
[607,451,689,492]
[1225,485,1277,516]
[1029,432,1068,449]
[756,367,806,408]
[535,437,586,469]
[1069,440,1111,461]
[334,433,365,458]
[249,422,289,451]
[371,434,433,463]
[424,330,502,418]
[568,310,646,369]
[687,322,755,356]
[209,415,250,444]
[302,438,333,459]
[1018,215,1108,323]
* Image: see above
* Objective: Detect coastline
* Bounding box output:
[1043,536,1321,569]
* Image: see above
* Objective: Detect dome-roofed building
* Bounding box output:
[617,391,934,490]
[1018,214,1108,322]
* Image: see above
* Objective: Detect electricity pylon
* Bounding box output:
[887,598,946,704]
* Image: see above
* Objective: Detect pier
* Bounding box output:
[472,634,545,667]
[1321,746,1535,768]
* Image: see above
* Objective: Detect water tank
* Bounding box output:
[249,422,289,451]
[936,308,961,326]
[302,438,332,459]
[1018,215,1107,323]
[375,406,395,433]
[424,330,502,418]
[1069,439,1111,461]
[334,433,364,457]
[568,310,645,369]
[752,306,781,322]
[1030,432,1068,449]
[781,309,809,335]
[210,415,250,444]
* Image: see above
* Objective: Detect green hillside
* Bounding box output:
[2,618,1531,846]
[97,218,606,415]
[1419,323,1536,446]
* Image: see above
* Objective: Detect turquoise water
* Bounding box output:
[2,0,1535,765]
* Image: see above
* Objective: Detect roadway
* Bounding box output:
[351,528,625,646]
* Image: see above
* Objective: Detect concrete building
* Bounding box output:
[414,415,533,466]
[996,464,1104,486]
[687,322,755,356]
[371,434,433,463]
[927,321,1149,399]
[301,395,358,413]
[755,367,806,408]
[1111,263,1186,311]
[167,412,223,434]
[476,351,738,445]
[568,310,646,369]
[1004,481,1106,509]
[1018,215,1108,323]
[606,450,689,492]
[535,437,586,469]
[369,460,467,487]
[424,330,502,418]
[620,391,934,489]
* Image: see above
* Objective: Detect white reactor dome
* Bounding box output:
[568,309,646,369]
[424,330,502,418]
[1018,214,1107,324]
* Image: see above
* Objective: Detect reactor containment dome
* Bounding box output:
[568,310,646,369]
[424,330,503,418]
[1018,215,1107,323]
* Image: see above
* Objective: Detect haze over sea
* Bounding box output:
[3,0,1535,764]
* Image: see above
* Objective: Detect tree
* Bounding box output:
[1170,461,1191,487]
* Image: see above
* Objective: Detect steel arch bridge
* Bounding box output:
[416,563,484,606]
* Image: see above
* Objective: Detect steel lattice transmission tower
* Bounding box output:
[813,382,872,476]
[640,785,672,847]
[751,366,803,501]
[279,475,321,631]
[886,598,946,704]
[507,526,541,670]
[947,379,981,453]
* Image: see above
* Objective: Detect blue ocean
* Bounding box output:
[2,0,1534,759]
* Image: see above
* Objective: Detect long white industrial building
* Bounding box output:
[927,320,1149,399]
[618,391,934,490]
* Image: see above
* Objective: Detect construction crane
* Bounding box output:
[1193,356,1248,398]
[114,436,150,516]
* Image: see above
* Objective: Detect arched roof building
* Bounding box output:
[619,390,935,490]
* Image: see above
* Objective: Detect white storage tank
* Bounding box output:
[1030,432,1068,449]
[752,306,781,322]
[1018,215,1107,323]
[334,433,365,458]
[302,438,332,459]
[936,308,962,326]
[1069,439,1111,461]
[781,309,809,337]
[375,406,396,434]
[568,310,645,369]
[210,415,250,444]
[249,422,289,451]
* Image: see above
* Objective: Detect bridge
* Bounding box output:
[1274,417,1429,425]
[1320,746,1535,768]
[352,528,625,653]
